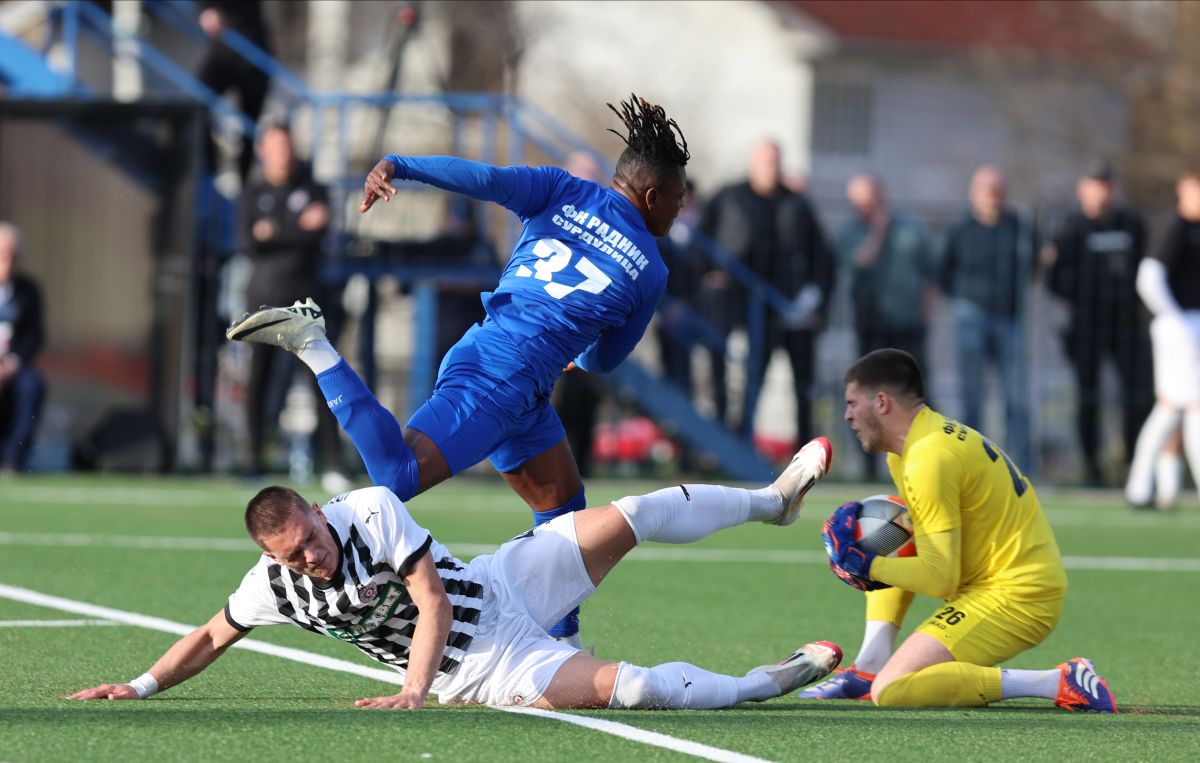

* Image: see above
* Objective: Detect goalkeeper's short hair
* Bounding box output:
[845,349,925,405]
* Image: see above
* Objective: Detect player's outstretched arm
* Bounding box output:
[67,609,248,701]
[355,554,452,710]
[360,159,399,213]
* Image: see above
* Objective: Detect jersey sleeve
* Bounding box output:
[384,156,565,220]
[573,272,666,373]
[350,486,434,578]
[897,441,963,536]
[225,565,292,631]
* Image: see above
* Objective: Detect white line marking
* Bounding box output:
[0,583,771,763]
[2,532,1198,572]
[496,707,774,763]
[0,619,120,628]
[4,484,1200,526]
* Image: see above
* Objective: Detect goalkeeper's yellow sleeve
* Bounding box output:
[865,586,915,626]
[869,527,961,599]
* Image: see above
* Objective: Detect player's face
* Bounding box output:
[844,381,885,454]
[260,506,340,580]
[645,169,687,236]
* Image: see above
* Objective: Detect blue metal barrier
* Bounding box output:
[14,0,808,480]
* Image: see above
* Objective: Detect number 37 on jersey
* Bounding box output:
[516,238,613,300]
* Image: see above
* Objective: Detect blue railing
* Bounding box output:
[24,0,802,476]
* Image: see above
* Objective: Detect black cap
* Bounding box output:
[1084,161,1115,183]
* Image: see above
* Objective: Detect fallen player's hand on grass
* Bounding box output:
[67,683,140,701]
[355,690,426,709]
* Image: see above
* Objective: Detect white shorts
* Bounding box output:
[430,513,597,706]
[1150,312,1200,406]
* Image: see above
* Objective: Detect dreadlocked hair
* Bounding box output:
[607,93,689,188]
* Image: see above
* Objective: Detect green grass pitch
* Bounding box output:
[1,475,1198,761]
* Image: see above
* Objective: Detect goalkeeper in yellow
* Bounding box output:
[808,349,1117,713]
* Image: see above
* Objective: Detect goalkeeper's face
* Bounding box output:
[259,505,341,581]
[843,381,885,454]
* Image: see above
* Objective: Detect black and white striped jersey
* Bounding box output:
[224,486,485,676]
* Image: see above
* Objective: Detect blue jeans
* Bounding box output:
[0,364,45,470]
[953,300,1033,473]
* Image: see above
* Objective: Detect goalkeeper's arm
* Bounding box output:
[869,527,962,600]
[67,609,247,700]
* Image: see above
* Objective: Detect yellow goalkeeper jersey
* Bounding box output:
[885,407,1067,598]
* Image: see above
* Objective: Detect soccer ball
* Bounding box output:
[853,495,916,558]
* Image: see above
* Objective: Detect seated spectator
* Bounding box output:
[0,223,46,474]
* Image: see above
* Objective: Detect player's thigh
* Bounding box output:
[405,386,516,476]
[872,630,955,700]
[499,436,583,510]
[536,653,621,709]
[915,589,1063,667]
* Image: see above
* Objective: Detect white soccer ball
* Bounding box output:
[853,495,916,558]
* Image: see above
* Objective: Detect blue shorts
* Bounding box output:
[406,323,566,474]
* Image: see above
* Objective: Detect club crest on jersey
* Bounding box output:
[358,582,378,604]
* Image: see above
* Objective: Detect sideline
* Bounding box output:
[0,582,775,763]
[2,531,1198,572]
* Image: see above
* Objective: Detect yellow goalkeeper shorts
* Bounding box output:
[915,588,1065,666]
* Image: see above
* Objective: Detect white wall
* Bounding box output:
[512,0,828,191]
[808,54,1130,214]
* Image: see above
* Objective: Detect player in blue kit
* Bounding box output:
[227,95,693,646]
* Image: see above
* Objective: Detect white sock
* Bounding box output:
[852,620,898,674]
[748,486,785,522]
[1125,405,1181,505]
[1184,409,1200,503]
[1000,668,1060,699]
[609,661,760,709]
[614,485,751,545]
[297,338,342,375]
[1155,451,1184,508]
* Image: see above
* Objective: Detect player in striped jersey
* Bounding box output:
[226,94,689,648]
[70,440,840,709]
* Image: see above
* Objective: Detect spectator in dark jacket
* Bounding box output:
[699,140,835,443]
[940,166,1037,473]
[0,223,46,474]
[1046,163,1152,486]
[198,1,272,180]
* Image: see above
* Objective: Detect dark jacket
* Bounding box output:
[0,274,44,364]
[1048,206,1147,337]
[699,182,835,329]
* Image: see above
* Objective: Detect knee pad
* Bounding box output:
[608,662,677,709]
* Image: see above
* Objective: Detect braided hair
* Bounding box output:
[607,93,690,188]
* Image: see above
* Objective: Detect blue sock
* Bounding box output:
[317,359,420,501]
[534,487,587,639]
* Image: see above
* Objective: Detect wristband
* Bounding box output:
[127,672,159,699]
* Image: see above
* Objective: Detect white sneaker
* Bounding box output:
[749,640,843,697]
[227,298,326,354]
[766,436,833,526]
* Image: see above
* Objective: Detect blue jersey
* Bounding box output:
[385,156,668,386]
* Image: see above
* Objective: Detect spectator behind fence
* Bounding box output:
[1046,163,1152,486]
[237,124,346,485]
[197,1,272,181]
[699,139,835,444]
[1125,170,1200,509]
[655,178,704,396]
[939,166,1036,473]
[0,223,45,474]
[838,173,936,374]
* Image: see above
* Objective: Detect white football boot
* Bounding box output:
[766,436,833,526]
[226,298,326,354]
[749,640,843,697]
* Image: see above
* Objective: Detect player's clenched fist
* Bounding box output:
[360,159,399,213]
[67,683,140,701]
